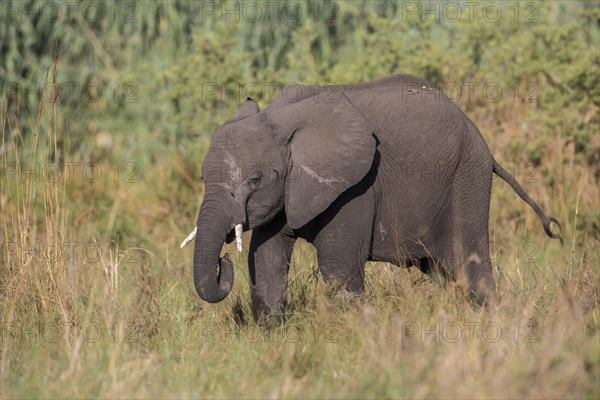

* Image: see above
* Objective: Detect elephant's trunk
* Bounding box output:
[193,195,234,303]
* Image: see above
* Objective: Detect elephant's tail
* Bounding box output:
[492,160,563,245]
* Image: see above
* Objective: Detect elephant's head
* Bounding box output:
[183,90,376,303]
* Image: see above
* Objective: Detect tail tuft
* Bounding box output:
[544,217,563,246]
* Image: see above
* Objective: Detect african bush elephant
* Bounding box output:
[181,74,562,321]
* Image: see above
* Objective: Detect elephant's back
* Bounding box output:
[343,76,495,163]
[345,76,494,258]
[345,84,469,160]
[266,74,490,161]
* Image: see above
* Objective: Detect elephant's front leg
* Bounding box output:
[248,217,296,322]
[312,191,374,293]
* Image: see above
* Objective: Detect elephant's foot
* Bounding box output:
[250,292,286,325]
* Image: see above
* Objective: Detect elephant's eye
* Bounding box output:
[248,172,262,188]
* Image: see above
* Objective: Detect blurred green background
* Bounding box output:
[2,0,598,157]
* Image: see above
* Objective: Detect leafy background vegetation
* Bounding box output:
[1,0,599,398]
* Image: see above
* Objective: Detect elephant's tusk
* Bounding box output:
[180,227,197,249]
[235,223,243,252]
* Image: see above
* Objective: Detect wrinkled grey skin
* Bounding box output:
[191,74,562,321]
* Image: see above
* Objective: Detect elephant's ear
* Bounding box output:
[229,97,260,122]
[267,91,376,229]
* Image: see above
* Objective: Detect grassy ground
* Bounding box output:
[1,69,598,399]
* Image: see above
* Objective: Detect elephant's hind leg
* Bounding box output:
[454,251,496,306]
[445,158,497,306]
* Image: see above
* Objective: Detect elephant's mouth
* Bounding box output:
[181,223,245,250]
[225,223,248,247]
[225,228,235,244]
[246,201,283,229]
[222,212,278,246]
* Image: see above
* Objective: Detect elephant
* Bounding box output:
[181,74,562,321]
